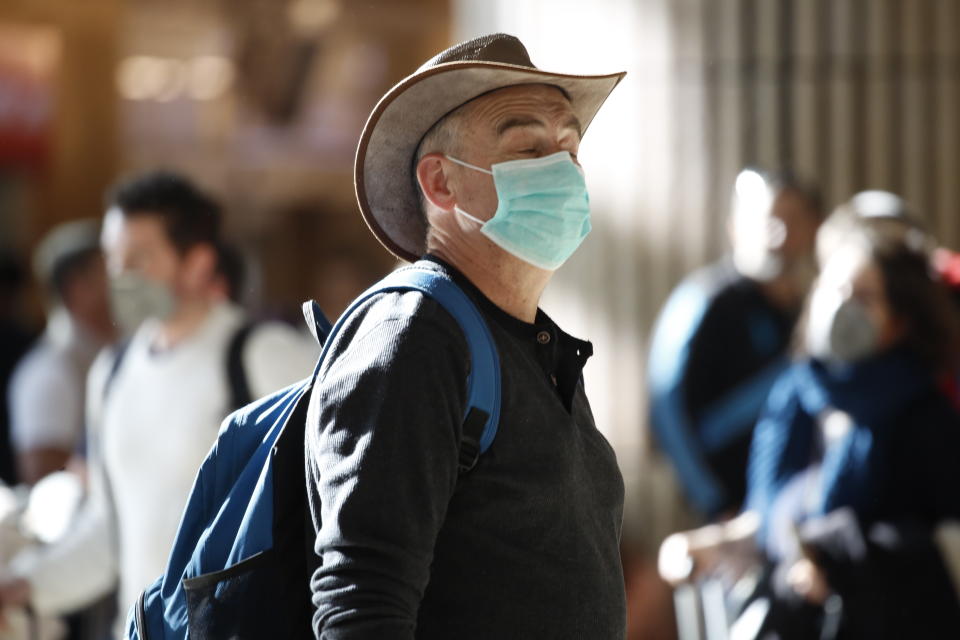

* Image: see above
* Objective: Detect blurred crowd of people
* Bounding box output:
[0,171,320,639]
[652,170,960,639]
[4,162,960,638]
[1,118,960,640]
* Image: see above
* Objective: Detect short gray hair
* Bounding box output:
[413,100,477,217]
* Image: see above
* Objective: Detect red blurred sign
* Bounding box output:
[0,24,60,171]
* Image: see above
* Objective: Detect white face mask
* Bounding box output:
[108,271,177,336]
[805,287,879,363]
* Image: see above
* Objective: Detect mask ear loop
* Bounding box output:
[444,155,494,226]
[454,206,486,226]
[445,155,493,175]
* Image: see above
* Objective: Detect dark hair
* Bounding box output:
[215,242,247,304]
[106,170,221,253]
[870,227,960,373]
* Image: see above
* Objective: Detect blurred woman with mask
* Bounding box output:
[661,213,960,639]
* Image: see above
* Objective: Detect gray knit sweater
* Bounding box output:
[305,258,626,639]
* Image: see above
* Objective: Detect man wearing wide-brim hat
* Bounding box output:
[306,33,627,638]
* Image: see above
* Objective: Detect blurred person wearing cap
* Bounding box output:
[647,168,824,520]
[7,220,115,486]
[305,33,626,638]
[0,171,318,634]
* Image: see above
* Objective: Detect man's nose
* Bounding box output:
[542,141,579,165]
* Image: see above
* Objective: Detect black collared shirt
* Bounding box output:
[305,257,625,639]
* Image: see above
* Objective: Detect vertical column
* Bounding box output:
[828,0,857,206]
[754,0,782,170]
[739,0,758,165]
[777,0,795,169]
[935,0,960,245]
[901,0,933,222]
[886,0,905,194]
[814,0,836,206]
[714,0,747,225]
[702,0,724,252]
[864,0,892,191]
[848,0,869,193]
[672,0,712,269]
[791,0,822,186]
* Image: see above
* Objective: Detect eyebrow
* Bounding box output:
[497,115,583,139]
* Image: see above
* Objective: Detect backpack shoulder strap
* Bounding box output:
[225,322,256,411]
[302,300,333,346]
[103,337,132,400]
[374,267,502,473]
[309,266,501,472]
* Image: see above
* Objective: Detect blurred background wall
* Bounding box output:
[2,0,959,635]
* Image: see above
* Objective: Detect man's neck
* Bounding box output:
[428,244,551,323]
[154,298,216,350]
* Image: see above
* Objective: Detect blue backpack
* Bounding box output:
[126,266,502,639]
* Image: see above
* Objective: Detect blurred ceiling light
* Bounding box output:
[118,55,235,102]
[188,56,236,101]
[117,55,167,101]
[154,59,187,102]
[287,0,340,34]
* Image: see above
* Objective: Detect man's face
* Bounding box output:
[101,208,182,289]
[770,188,820,264]
[446,84,582,221]
[62,252,115,342]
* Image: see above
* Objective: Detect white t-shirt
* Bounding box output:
[7,308,100,453]
[14,302,318,627]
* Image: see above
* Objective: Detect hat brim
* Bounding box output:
[355,61,626,262]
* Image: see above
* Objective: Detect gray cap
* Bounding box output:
[33,219,102,290]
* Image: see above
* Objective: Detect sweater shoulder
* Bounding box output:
[320,289,471,376]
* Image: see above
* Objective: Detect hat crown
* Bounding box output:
[419,33,536,71]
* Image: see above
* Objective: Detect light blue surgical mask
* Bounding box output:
[446,151,591,270]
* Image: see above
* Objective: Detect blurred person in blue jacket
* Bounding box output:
[744,213,960,639]
[648,168,824,519]
[662,213,960,639]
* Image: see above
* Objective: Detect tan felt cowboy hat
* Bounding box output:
[354,33,626,262]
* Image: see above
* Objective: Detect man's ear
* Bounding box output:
[416,153,457,212]
[181,243,218,291]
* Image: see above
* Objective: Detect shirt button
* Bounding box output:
[536,330,551,345]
